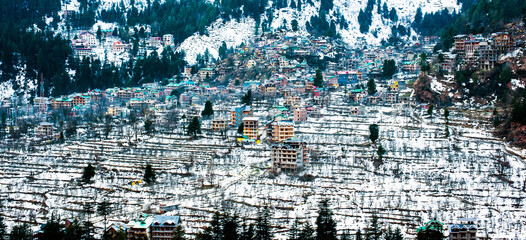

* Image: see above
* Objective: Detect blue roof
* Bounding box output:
[151,215,181,227]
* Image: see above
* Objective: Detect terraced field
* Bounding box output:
[1,93,525,238]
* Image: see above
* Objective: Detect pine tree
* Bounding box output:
[9,223,32,240]
[144,119,154,134]
[376,145,386,166]
[414,7,423,28]
[392,227,403,240]
[369,124,379,143]
[82,163,96,183]
[41,215,65,240]
[202,101,214,118]
[237,123,244,135]
[0,203,7,240]
[240,223,255,240]
[288,219,301,240]
[255,207,272,240]
[222,214,239,240]
[64,219,85,240]
[367,215,382,240]
[111,229,127,240]
[355,229,363,240]
[210,211,223,240]
[97,201,112,240]
[427,104,434,116]
[367,78,377,95]
[314,69,324,88]
[291,19,299,31]
[315,199,337,240]
[172,225,187,240]
[299,222,315,240]
[187,117,202,136]
[144,163,156,184]
[242,90,253,105]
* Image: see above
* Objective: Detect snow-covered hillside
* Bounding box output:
[271,0,460,47]
[177,17,257,66]
[176,0,461,63]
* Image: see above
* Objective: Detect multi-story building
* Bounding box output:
[199,68,214,80]
[271,139,307,172]
[449,218,478,240]
[336,71,360,86]
[454,35,470,57]
[163,34,174,46]
[491,32,513,53]
[230,105,253,127]
[293,108,307,123]
[78,31,98,46]
[271,121,294,142]
[211,119,228,132]
[127,217,153,240]
[150,215,182,240]
[36,122,54,138]
[242,117,259,139]
[72,94,91,106]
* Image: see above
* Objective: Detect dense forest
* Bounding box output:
[416,0,526,51]
[0,0,272,97]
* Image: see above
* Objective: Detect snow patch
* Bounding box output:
[177,17,256,65]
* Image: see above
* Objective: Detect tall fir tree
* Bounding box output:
[144,163,156,184]
[299,222,315,240]
[313,69,324,88]
[9,223,32,240]
[187,116,202,136]
[255,207,272,240]
[367,215,382,240]
[367,78,377,95]
[315,199,337,240]
[202,100,214,118]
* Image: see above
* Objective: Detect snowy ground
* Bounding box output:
[177,17,257,65]
[1,91,525,239]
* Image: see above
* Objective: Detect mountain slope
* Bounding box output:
[177,0,461,63]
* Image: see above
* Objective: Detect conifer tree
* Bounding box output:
[315,199,337,240]
[299,222,315,240]
[0,203,7,240]
[355,229,363,240]
[97,201,112,240]
[172,225,187,240]
[41,215,65,240]
[64,219,85,240]
[187,117,202,136]
[314,69,324,88]
[288,219,301,240]
[222,213,239,240]
[9,223,32,240]
[367,78,377,95]
[82,163,96,183]
[144,163,156,184]
[255,207,272,240]
[242,90,253,105]
[237,123,244,135]
[367,215,382,240]
[369,124,379,143]
[202,101,214,118]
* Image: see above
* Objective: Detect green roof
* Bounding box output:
[276,106,289,111]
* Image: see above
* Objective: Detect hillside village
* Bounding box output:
[0,18,526,239]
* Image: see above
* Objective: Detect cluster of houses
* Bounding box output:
[71,29,175,66]
[106,214,182,240]
[416,218,485,240]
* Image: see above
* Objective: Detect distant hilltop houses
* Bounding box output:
[70,27,176,66]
